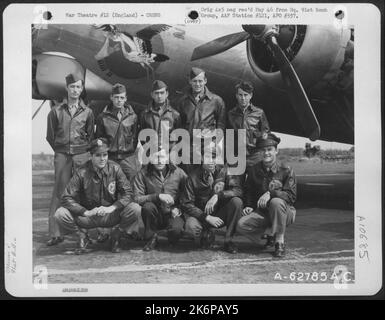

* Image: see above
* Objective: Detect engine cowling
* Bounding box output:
[246,25,351,91]
[32,53,112,100]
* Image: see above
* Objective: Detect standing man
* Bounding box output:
[54,138,141,254]
[176,67,226,171]
[227,81,270,168]
[181,144,243,254]
[139,80,181,150]
[46,73,94,246]
[134,147,187,251]
[95,83,140,185]
[177,67,226,138]
[237,133,297,258]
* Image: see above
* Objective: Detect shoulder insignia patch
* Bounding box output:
[108,181,116,194]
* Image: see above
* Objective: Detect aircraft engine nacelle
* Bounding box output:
[246,25,352,91]
[32,53,112,100]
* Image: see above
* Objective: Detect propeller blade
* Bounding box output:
[267,36,321,141]
[32,99,46,120]
[191,32,250,61]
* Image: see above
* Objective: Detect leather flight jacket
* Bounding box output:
[245,161,297,209]
[176,86,226,135]
[227,103,270,156]
[46,99,94,155]
[61,160,133,216]
[95,103,138,160]
[181,165,243,222]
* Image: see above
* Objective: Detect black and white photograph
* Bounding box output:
[3,3,382,297]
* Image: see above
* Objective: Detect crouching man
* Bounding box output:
[54,138,141,254]
[181,144,243,254]
[134,147,187,251]
[237,133,297,258]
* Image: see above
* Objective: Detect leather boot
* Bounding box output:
[110,228,122,253]
[273,242,286,258]
[143,234,158,251]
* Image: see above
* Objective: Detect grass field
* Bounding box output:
[33,152,354,174]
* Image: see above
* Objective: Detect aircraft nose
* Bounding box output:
[84,69,113,100]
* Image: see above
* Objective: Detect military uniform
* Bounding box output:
[227,81,270,168]
[181,165,243,248]
[237,133,297,257]
[95,102,140,184]
[176,68,226,172]
[177,86,226,136]
[139,99,181,144]
[227,103,270,167]
[134,163,187,244]
[46,74,94,242]
[54,159,141,245]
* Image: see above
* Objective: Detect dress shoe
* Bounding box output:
[75,236,92,255]
[263,235,275,249]
[273,242,286,258]
[143,234,158,251]
[224,241,238,254]
[110,228,122,253]
[97,233,110,243]
[46,237,64,246]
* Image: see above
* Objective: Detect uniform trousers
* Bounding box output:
[236,198,296,243]
[48,152,90,237]
[54,202,141,235]
[141,202,184,243]
[185,197,243,243]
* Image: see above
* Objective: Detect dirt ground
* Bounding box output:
[32,160,354,285]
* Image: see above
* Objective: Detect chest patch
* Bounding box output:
[269,179,283,191]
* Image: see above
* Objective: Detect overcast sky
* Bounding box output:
[32,100,353,154]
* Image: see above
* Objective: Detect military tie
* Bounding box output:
[117,111,122,121]
[193,104,201,133]
[206,171,214,189]
[69,104,77,117]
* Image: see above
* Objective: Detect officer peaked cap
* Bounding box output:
[65,73,84,86]
[256,133,281,149]
[111,83,126,95]
[88,138,110,154]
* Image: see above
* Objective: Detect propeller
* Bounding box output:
[32,99,47,120]
[191,25,321,141]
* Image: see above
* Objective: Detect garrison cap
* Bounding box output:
[88,138,109,154]
[256,133,281,149]
[190,67,205,79]
[236,81,254,94]
[151,80,168,92]
[65,73,84,86]
[111,83,126,95]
